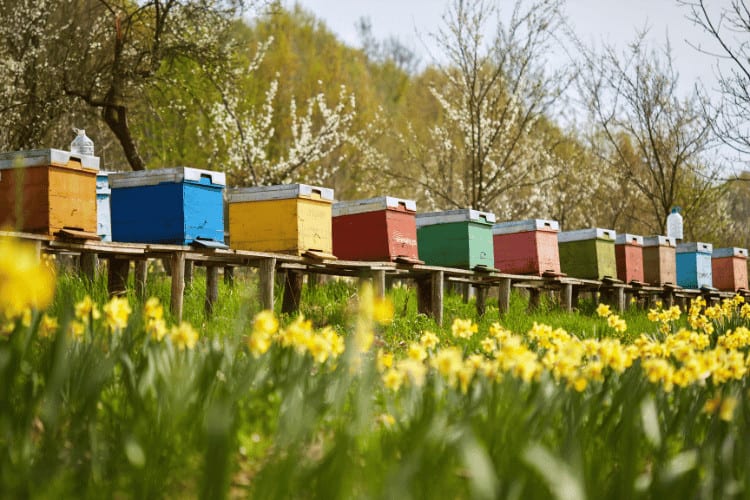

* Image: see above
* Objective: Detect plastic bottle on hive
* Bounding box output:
[70,128,95,156]
[666,206,683,242]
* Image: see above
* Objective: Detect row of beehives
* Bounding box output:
[0,149,746,292]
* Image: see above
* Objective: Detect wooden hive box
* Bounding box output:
[96,172,111,242]
[557,228,617,280]
[415,209,495,270]
[676,242,713,289]
[615,233,644,284]
[711,247,749,292]
[227,183,334,255]
[642,236,676,285]
[492,218,561,275]
[332,196,418,261]
[0,149,99,236]
[109,167,226,245]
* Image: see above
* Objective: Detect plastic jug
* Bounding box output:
[70,129,95,156]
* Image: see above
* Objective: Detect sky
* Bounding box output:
[286,0,727,95]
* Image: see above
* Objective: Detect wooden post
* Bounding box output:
[462,283,471,303]
[663,285,675,308]
[561,283,573,312]
[223,266,235,288]
[572,286,580,309]
[282,271,303,314]
[372,269,386,299]
[171,252,186,322]
[258,258,276,311]
[80,252,98,282]
[308,273,321,289]
[108,258,130,297]
[417,276,431,316]
[431,270,444,326]
[134,260,148,299]
[475,286,487,316]
[205,265,219,316]
[184,260,194,287]
[498,277,512,314]
[613,286,625,312]
[528,288,541,310]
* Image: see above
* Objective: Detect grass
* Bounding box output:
[3,262,750,498]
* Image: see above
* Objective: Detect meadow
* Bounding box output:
[2,237,750,499]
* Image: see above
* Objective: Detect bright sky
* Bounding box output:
[287,0,727,94]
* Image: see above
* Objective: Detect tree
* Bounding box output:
[376,0,568,215]
[577,33,725,235]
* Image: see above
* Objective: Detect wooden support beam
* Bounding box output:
[528,288,541,311]
[258,257,276,311]
[171,252,186,322]
[80,252,98,282]
[184,260,194,287]
[282,270,303,315]
[431,270,444,326]
[107,258,130,297]
[372,269,386,299]
[134,260,148,300]
[498,277,512,314]
[475,286,487,316]
[560,283,573,312]
[417,276,431,316]
[613,287,625,312]
[223,266,235,288]
[205,265,219,316]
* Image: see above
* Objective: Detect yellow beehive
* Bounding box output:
[0,149,99,236]
[227,184,334,255]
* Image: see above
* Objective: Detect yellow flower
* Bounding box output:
[104,296,132,331]
[0,237,55,317]
[68,320,85,340]
[481,337,498,354]
[170,322,199,350]
[596,303,612,318]
[252,310,278,336]
[373,297,394,325]
[382,368,405,391]
[376,349,394,372]
[376,413,396,428]
[144,297,163,321]
[75,296,101,323]
[432,347,464,380]
[397,358,427,387]
[419,331,440,350]
[38,314,59,338]
[720,397,738,421]
[147,318,168,342]
[451,318,477,339]
[248,330,272,358]
[407,342,427,362]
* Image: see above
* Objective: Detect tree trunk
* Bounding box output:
[102,103,146,171]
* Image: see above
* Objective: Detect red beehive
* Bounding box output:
[615,233,644,283]
[711,247,748,292]
[492,219,561,275]
[332,196,418,261]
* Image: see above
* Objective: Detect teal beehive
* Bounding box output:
[416,209,495,269]
[676,242,713,289]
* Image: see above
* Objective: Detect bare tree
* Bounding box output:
[381,0,568,214]
[578,33,725,235]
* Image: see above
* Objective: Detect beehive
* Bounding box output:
[676,242,713,289]
[416,209,495,269]
[491,219,561,275]
[712,247,749,291]
[615,233,644,283]
[227,184,334,255]
[642,236,676,285]
[109,167,225,245]
[96,172,111,242]
[557,228,617,280]
[0,149,99,236]
[332,196,418,261]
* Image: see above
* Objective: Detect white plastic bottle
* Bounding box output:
[666,206,683,241]
[70,128,95,156]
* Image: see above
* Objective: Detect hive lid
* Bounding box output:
[615,233,644,246]
[415,209,496,227]
[492,218,559,235]
[332,196,416,216]
[676,242,713,254]
[109,167,226,188]
[642,235,676,247]
[0,148,100,171]
[226,183,334,203]
[713,247,748,259]
[557,227,615,243]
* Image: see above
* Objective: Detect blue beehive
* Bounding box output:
[676,242,713,289]
[96,172,111,242]
[109,167,225,245]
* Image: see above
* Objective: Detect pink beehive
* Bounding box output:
[712,247,748,292]
[492,219,561,275]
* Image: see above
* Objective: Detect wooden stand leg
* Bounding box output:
[205,265,219,316]
[135,260,148,300]
[107,258,129,297]
[372,269,386,299]
[282,271,303,315]
[432,271,444,326]
[258,258,276,311]
[498,278,512,314]
[528,289,540,311]
[308,273,321,289]
[462,283,471,303]
[80,252,98,282]
[615,287,625,312]
[184,260,194,287]
[171,252,186,322]
[572,287,580,309]
[417,277,431,316]
[561,283,573,312]
[224,266,235,288]
[475,286,487,316]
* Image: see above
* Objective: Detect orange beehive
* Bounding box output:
[642,236,676,285]
[615,233,644,283]
[0,149,99,235]
[711,247,749,292]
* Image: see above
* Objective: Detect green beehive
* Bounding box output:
[558,228,617,280]
[416,209,495,269]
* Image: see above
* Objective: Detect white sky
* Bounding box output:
[287,0,727,94]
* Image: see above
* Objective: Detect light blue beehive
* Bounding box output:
[96,172,111,242]
[676,242,713,288]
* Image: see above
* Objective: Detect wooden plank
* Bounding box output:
[498,277,512,314]
[258,257,276,311]
[171,252,186,321]
[282,270,303,314]
[134,260,148,300]
[205,265,219,316]
[108,258,129,297]
[80,252,97,282]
